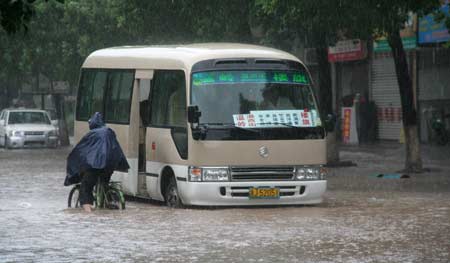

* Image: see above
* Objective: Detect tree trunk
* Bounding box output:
[54,94,70,146]
[316,46,339,163]
[316,47,333,115]
[387,30,423,172]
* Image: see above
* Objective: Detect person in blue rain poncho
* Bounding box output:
[64,112,129,212]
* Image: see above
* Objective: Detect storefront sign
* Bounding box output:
[328,39,367,62]
[341,107,358,144]
[373,36,417,52]
[418,3,450,44]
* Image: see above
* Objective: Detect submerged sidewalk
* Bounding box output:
[327,142,450,193]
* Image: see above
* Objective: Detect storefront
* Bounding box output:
[417,2,450,142]
[328,39,371,143]
[371,37,417,141]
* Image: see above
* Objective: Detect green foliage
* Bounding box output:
[1,0,449,98]
[0,0,64,34]
[0,0,35,34]
[0,0,258,95]
[253,0,373,49]
[365,0,441,35]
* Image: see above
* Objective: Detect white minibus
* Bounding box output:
[74,43,331,207]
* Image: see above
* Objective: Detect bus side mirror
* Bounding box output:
[188,106,205,140]
[187,105,201,124]
[324,114,336,132]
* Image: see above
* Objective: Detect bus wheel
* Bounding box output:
[165,176,183,208]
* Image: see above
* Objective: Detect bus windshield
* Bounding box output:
[191,70,322,129]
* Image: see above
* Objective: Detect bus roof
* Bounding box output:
[82,43,303,70]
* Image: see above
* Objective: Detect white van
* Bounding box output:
[74,43,331,207]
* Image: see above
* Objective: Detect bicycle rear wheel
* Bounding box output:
[105,188,125,210]
[68,185,81,208]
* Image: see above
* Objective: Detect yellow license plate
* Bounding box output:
[249,187,280,199]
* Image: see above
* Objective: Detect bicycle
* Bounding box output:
[68,176,125,210]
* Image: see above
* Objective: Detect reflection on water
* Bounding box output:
[0,148,449,263]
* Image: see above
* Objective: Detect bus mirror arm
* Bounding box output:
[192,125,207,140]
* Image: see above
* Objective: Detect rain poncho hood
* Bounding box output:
[64,112,129,186]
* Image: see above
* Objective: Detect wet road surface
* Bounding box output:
[1,145,449,263]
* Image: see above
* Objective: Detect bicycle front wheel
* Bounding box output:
[105,188,125,210]
[68,185,81,208]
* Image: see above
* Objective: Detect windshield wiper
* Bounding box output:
[257,122,300,128]
[200,122,261,133]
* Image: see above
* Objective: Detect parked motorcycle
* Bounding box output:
[431,114,450,145]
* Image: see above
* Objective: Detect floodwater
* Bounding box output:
[0,145,449,263]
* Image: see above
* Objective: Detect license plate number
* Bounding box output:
[249,187,280,199]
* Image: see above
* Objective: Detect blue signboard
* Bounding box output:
[418,3,450,44]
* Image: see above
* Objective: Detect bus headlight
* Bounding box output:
[189,167,230,182]
[295,166,326,180]
[203,168,229,182]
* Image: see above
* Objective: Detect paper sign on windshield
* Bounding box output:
[233,110,320,128]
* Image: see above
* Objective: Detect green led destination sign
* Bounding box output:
[192,71,309,86]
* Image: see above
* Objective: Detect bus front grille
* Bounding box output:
[230,166,295,181]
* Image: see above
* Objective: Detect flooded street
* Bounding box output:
[1,145,449,263]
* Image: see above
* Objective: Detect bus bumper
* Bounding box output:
[177,180,327,206]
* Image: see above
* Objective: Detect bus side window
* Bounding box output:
[91,71,108,116]
[105,70,134,124]
[76,69,96,121]
[150,70,186,127]
[150,70,187,159]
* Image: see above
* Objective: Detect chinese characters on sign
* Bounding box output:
[328,39,367,62]
[377,107,402,123]
[192,71,309,86]
[342,108,351,144]
[418,3,450,44]
[341,107,359,144]
[232,110,319,128]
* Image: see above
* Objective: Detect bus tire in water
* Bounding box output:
[165,176,183,208]
[68,185,81,208]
